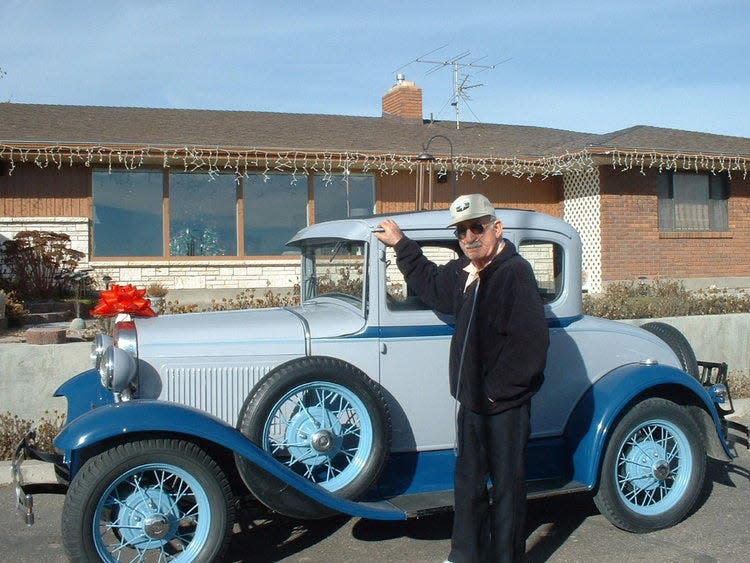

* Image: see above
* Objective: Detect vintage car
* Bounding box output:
[13,208,745,562]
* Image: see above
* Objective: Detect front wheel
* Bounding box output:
[62,439,234,563]
[594,398,707,532]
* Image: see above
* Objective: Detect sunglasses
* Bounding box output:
[454,220,494,239]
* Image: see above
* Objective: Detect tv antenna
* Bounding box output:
[402,45,508,129]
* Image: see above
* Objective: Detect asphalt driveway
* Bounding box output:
[1,420,748,562]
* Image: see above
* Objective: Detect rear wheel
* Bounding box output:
[594,398,707,532]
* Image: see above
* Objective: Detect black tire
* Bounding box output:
[641,321,700,378]
[594,398,707,533]
[236,356,391,519]
[62,439,234,563]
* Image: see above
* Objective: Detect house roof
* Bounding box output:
[593,125,750,156]
[2,103,749,178]
[0,103,601,158]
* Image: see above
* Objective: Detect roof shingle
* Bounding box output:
[1,103,749,163]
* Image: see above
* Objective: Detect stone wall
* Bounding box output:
[0,216,89,259]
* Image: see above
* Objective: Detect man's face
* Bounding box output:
[455,215,503,265]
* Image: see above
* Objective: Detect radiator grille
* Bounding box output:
[164,364,272,425]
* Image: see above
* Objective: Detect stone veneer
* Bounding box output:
[0,216,89,257]
[0,216,301,291]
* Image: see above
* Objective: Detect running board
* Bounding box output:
[358,480,590,519]
[360,491,454,518]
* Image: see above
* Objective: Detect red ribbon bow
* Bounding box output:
[91,284,156,318]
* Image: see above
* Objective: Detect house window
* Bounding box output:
[244,174,308,255]
[91,169,374,258]
[314,174,374,223]
[169,172,238,256]
[92,170,164,257]
[658,172,728,232]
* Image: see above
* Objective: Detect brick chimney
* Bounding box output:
[382,74,423,120]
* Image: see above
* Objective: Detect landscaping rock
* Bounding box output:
[25,327,67,345]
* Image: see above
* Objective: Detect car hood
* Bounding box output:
[134,301,365,359]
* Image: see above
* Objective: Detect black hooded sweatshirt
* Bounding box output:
[393,237,549,415]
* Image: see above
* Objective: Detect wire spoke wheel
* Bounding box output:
[63,439,233,563]
[236,356,391,519]
[594,398,707,533]
[615,419,692,515]
[264,381,372,491]
[93,463,210,561]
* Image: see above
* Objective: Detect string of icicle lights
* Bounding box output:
[1,144,748,181]
[0,143,594,182]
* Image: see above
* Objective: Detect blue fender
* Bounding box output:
[565,362,731,488]
[54,399,406,521]
[54,368,113,421]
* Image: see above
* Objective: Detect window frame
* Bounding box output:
[89,168,376,260]
[658,171,729,233]
[517,239,565,305]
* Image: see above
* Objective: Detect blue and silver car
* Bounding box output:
[13,209,746,562]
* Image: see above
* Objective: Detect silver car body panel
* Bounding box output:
[129,208,684,454]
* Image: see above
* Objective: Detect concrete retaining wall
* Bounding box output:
[1,314,748,420]
[0,342,91,419]
[619,313,750,377]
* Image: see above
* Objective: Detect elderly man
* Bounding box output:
[375,194,549,563]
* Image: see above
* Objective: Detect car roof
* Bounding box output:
[288,208,579,245]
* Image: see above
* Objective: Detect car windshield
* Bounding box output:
[299,239,366,308]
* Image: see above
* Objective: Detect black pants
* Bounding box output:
[448,402,530,563]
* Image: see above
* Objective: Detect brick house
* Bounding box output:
[1,77,749,297]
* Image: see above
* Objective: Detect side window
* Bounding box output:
[386,241,460,310]
[519,240,563,303]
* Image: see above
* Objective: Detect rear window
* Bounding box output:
[519,240,564,303]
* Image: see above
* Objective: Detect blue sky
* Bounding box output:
[2,0,749,137]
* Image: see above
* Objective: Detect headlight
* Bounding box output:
[91,333,113,367]
[99,345,137,393]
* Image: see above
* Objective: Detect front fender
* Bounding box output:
[54,400,406,521]
[565,362,731,488]
[54,368,114,421]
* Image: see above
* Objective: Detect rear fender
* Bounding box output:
[54,400,406,521]
[565,362,731,488]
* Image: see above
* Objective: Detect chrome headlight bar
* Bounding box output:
[90,333,113,368]
[94,320,139,399]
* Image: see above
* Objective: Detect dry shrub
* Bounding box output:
[3,290,29,327]
[728,370,750,399]
[0,410,65,461]
[163,283,302,315]
[146,282,169,298]
[584,280,750,320]
[0,230,85,300]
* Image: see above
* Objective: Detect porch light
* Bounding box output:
[417,134,457,200]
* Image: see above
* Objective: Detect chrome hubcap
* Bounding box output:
[652,459,671,481]
[143,515,170,540]
[311,429,335,452]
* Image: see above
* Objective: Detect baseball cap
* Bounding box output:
[448,194,496,226]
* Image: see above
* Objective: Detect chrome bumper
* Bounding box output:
[12,431,68,526]
[698,361,749,453]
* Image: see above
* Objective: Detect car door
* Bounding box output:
[376,234,461,453]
